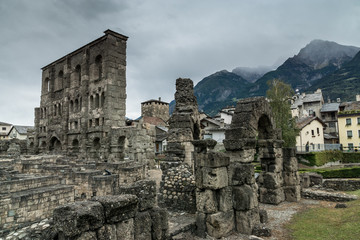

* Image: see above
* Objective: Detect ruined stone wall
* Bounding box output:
[52,181,168,240]
[0,139,28,156]
[159,78,200,212]
[192,97,301,238]
[0,184,74,233]
[158,164,196,213]
[34,30,128,159]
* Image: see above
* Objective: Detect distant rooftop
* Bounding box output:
[12,125,34,135]
[0,121,12,126]
[303,92,323,103]
[296,116,326,129]
[141,98,169,105]
[320,103,340,113]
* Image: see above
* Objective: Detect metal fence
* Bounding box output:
[295,144,359,153]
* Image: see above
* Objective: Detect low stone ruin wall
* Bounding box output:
[0,139,28,156]
[53,180,168,240]
[323,179,360,191]
[0,184,74,233]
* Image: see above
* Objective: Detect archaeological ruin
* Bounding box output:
[0,30,309,239]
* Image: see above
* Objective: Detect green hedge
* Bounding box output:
[300,167,360,178]
[299,151,360,166]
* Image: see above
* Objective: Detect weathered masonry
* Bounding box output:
[33,30,128,160]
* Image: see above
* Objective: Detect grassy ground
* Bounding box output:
[288,194,360,240]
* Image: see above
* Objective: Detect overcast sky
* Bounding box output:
[1,0,360,125]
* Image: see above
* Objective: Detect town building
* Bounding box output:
[291,89,324,118]
[8,126,34,140]
[141,98,169,122]
[296,116,326,152]
[338,101,360,151]
[0,122,12,140]
[320,102,340,143]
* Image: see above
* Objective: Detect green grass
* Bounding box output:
[288,199,360,240]
[346,189,360,197]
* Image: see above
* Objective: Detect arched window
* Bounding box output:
[90,95,94,109]
[45,77,50,92]
[58,104,62,116]
[101,92,105,107]
[95,55,102,80]
[56,70,64,91]
[70,100,74,112]
[95,94,100,108]
[74,99,79,112]
[75,65,81,86]
[93,137,101,150]
[54,104,57,116]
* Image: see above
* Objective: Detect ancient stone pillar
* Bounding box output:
[159,78,200,212]
[193,139,234,238]
[282,148,301,201]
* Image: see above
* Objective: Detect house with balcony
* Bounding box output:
[320,102,340,144]
[338,101,360,151]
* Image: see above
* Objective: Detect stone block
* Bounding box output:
[228,163,255,186]
[283,171,300,186]
[53,201,104,238]
[233,185,258,211]
[118,180,156,211]
[262,172,283,189]
[195,212,207,238]
[192,139,217,153]
[219,187,233,212]
[284,186,301,202]
[259,187,285,205]
[226,148,256,163]
[252,224,272,237]
[283,156,298,172]
[150,207,168,240]
[134,211,152,240]
[96,224,116,240]
[300,173,310,188]
[223,138,257,151]
[197,152,230,168]
[235,208,260,235]
[206,211,234,239]
[308,172,323,186]
[196,189,218,213]
[77,231,97,240]
[92,194,138,223]
[259,209,268,224]
[202,167,228,190]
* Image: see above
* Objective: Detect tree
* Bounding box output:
[266,79,298,147]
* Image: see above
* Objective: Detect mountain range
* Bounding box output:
[170,39,360,116]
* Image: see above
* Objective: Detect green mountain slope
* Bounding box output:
[194,70,250,116]
[308,50,360,102]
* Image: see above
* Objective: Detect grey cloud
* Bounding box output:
[1,0,360,124]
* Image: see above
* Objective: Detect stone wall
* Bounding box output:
[0,139,28,156]
[33,30,128,159]
[53,183,168,240]
[158,164,196,213]
[0,184,74,234]
[323,179,360,191]
[160,78,200,212]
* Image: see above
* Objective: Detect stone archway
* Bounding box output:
[49,136,62,152]
[72,139,80,153]
[192,97,300,237]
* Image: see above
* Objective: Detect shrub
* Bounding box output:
[298,151,360,166]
